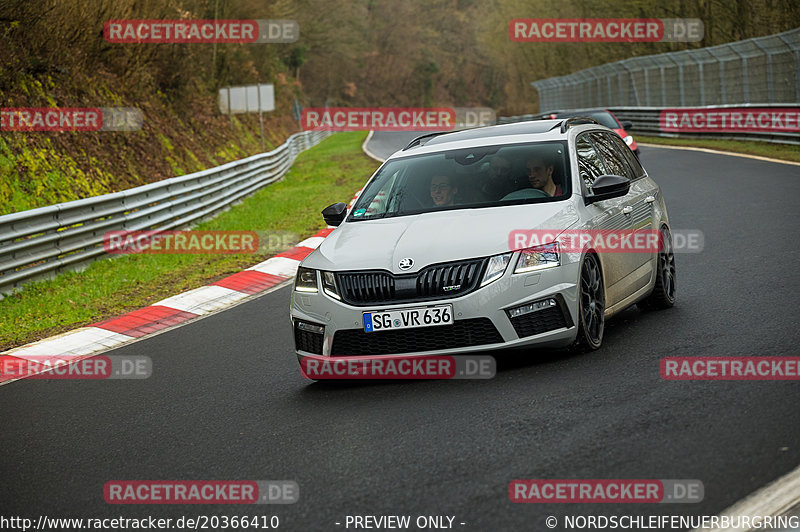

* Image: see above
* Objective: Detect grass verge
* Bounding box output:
[0,132,380,351]
[636,134,800,163]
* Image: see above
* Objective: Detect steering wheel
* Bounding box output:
[500,188,551,201]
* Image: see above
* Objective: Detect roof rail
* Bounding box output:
[403,130,456,150]
[560,116,599,133]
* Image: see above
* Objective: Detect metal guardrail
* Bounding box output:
[610,105,800,145]
[498,104,800,145]
[0,129,331,296]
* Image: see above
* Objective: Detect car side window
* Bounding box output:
[576,135,605,191]
[611,134,646,178]
[590,132,635,180]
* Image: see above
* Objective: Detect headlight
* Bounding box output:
[623,135,634,146]
[321,271,341,300]
[515,242,560,273]
[481,252,512,287]
[294,267,318,292]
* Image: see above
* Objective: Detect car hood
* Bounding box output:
[302,201,580,274]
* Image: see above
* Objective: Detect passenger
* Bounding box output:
[429,174,458,207]
[526,155,562,197]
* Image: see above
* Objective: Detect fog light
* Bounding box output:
[508,298,557,318]
[296,321,324,335]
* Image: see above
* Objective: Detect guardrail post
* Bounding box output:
[620,61,640,106]
[589,69,601,108]
[686,50,706,106]
[706,47,727,104]
[616,66,625,106]
[570,77,578,109]
[578,71,592,108]
[665,55,685,107]
[729,45,750,102]
[778,33,800,103]
[751,40,773,103]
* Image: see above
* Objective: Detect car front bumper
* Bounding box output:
[290,260,581,361]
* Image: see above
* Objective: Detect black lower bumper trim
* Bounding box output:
[331,318,502,356]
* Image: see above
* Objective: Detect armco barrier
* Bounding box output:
[498,104,800,145]
[0,129,331,296]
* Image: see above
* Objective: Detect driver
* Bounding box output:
[526,155,562,197]
[429,174,458,207]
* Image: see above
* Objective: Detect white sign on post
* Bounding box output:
[218,83,275,153]
[218,84,275,114]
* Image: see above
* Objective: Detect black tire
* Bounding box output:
[572,252,605,352]
[639,226,676,310]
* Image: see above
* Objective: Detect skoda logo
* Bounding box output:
[398,258,414,271]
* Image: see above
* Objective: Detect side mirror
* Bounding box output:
[621,121,633,130]
[322,202,348,226]
[585,174,631,205]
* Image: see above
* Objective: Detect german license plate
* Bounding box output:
[363,305,453,333]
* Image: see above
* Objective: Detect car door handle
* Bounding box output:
[645,195,656,203]
[622,206,633,215]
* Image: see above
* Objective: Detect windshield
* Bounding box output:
[349,141,570,221]
[556,111,621,129]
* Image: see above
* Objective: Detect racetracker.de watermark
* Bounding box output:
[660,107,800,134]
[104,19,298,43]
[0,107,142,132]
[0,355,151,380]
[301,107,495,132]
[302,107,455,131]
[104,480,298,504]
[300,355,495,380]
[509,18,703,42]
[509,229,704,254]
[509,479,704,503]
[104,230,259,254]
[661,357,800,380]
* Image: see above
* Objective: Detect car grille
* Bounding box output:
[331,318,502,356]
[509,305,572,338]
[335,258,486,306]
[294,322,324,355]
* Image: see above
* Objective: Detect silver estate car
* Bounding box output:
[290,119,675,366]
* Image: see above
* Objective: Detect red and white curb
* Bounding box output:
[0,134,381,386]
[0,227,335,385]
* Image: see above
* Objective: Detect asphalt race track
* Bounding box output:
[2,132,799,531]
